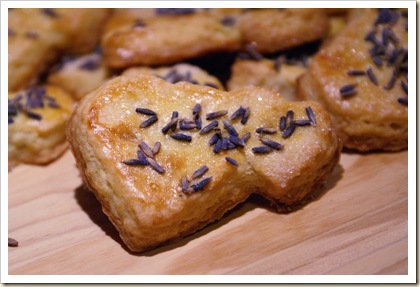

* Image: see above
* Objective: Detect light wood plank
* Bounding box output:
[8,150,408,275]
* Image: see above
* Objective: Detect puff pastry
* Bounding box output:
[227,57,307,101]
[8,85,74,170]
[297,8,408,151]
[102,8,330,69]
[122,63,224,90]
[47,52,111,100]
[238,9,329,54]
[67,74,341,252]
[102,10,241,68]
[8,8,111,91]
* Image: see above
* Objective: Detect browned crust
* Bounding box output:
[102,9,331,68]
[239,9,330,54]
[297,72,408,152]
[8,85,74,170]
[102,13,241,68]
[268,141,341,213]
[67,74,342,253]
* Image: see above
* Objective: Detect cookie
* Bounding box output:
[8,8,111,91]
[67,74,341,252]
[238,8,329,54]
[52,8,112,55]
[227,57,307,101]
[122,63,224,90]
[8,8,62,91]
[101,9,242,68]
[297,8,408,151]
[47,52,112,100]
[102,8,332,69]
[8,85,74,170]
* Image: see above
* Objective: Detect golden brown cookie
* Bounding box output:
[102,8,333,69]
[47,52,112,100]
[8,8,62,91]
[8,8,111,91]
[238,9,330,54]
[67,74,341,252]
[52,8,112,54]
[227,57,307,100]
[8,85,74,170]
[122,63,224,90]
[297,8,408,151]
[101,9,242,68]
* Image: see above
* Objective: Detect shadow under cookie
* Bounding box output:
[74,160,343,257]
[74,182,261,256]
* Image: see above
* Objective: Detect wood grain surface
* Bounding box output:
[8,149,408,275]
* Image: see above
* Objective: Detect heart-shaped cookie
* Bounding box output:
[67,74,341,252]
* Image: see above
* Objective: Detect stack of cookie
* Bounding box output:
[8,8,408,252]
[8,8,111,170]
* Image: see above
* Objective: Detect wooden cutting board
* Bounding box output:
[8,148,408,275]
